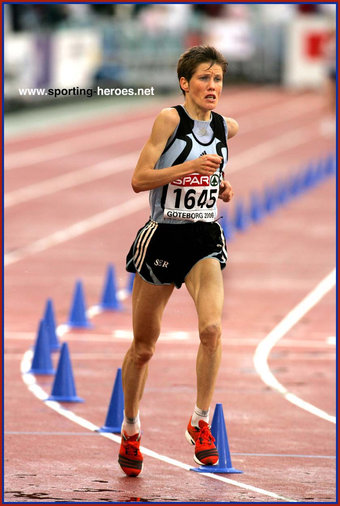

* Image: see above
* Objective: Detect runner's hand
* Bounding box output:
[192,154,222,176]
[218,180,233,202]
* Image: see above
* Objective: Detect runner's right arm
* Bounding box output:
[131,108,221,193]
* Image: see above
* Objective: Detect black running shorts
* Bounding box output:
[126,219,227,289]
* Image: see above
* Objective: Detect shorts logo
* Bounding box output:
[154,259,169,268]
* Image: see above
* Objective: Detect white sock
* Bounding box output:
[121,411,140,436]
[191,405,210,428]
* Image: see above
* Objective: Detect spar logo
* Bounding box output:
[171,174,211,187]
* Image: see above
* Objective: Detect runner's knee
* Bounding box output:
[199,323,221,352]
[132,341,155,367]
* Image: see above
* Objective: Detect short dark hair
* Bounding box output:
[177,45,228,95]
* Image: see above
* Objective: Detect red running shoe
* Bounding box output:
[185,419,219,466]
[118,432,143,477]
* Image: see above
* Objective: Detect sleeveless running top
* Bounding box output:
[150,105,228,224]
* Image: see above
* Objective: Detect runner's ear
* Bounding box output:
[179,77,189,94]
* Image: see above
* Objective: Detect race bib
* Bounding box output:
[163,172,220,222]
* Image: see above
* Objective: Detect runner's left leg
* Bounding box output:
[184,257,224,465]
[185,258,224,411]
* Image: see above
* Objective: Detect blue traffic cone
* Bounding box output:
[249,192,264,223]
[263,186,278,213]
[67,280,93,328]
[288,173,298,197]
[29,319,55,375]
[307,160,320,187]
[98,368,124,433]
[43,299,61,351]
[221,209,234,240]
[99,265,123,311]
[324,153,336,177]
[191,403,242,474]
[46,342,83,402]
[302,162,316,190]
[234,200,249,232]
[314,158,326,184]
[275,179,290,206]
[127,272,135,294]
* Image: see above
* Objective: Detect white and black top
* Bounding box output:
[150,105,228,224]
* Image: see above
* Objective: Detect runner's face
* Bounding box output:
[182,63,223,110]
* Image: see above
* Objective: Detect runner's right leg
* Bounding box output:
[119,274,174,476]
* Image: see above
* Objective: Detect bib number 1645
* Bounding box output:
[172,188,218,210]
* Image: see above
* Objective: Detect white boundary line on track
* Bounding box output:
[4,122,320,267]
[5,93,320,170]
[4,123,316,209]
[19,348,296,502]
[253,269,336,424]
[4,193,148,266]
[5,331,336,350]
[4,117,151,170]
[17,276,333,502]
[4,152,139,208]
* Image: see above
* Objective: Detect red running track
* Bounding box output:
[4,86,336,503]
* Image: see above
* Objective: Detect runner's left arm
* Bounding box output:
[218,117,238,202]
[225,117,239,139]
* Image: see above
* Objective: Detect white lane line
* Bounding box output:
[3,434,335,460]
[5,95,322,210]
[4,118,151,170]
[4,193,148,266]
[5,93,320,171]
[4,152,138,208]
[5,121,318,209]
[5,331,336,349]
[20,350,295,502]
[239,95,321,134]
[6,349,337,361]
[111,329,189,341]
[228,125,315,174]
[2,91,275,163]
[3,118,328,265]
[253,269,336,424]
